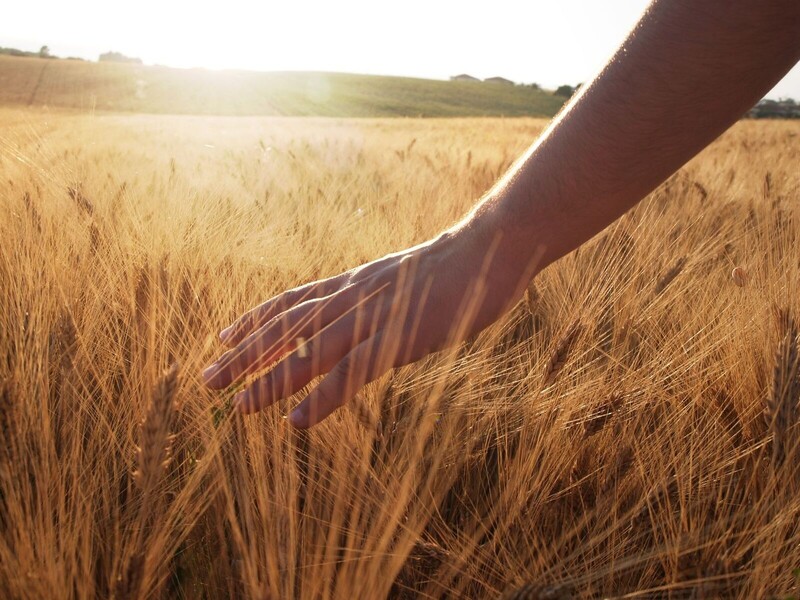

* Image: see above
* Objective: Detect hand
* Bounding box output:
[202,223,537,428]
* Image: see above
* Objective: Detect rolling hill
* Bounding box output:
[0,55,566,117]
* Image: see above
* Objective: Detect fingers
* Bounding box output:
[288,332,394,428]
[219,276,346,347]
[233,315,361,414]
[203,290,353,389]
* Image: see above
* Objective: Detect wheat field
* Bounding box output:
[1,107,798,599]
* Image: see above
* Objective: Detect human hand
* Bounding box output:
[202,223,538,428]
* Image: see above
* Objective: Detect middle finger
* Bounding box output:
[204,290,351,389]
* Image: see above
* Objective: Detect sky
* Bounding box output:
[3,0,799,99]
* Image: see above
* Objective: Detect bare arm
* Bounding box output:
[469,0,800,272]
[203,0,800,428]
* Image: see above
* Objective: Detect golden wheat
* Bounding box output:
[0,108,798,598]
[542,318,583,387]
[133,362,180,493]
[766,308,799,469]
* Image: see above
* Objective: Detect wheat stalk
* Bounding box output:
[543,319,583,386]
[114,551,145,600]
[602,444,634,494]
[501,582,573,600]
[524,279,540,316]
[583,392,623,438]
[67,184,95,216]
[117,364,180,599]
[88,221,102,255]
[0,377,14,465]
[133,363,180,493]
[654,256,687,296]
[692,180,708,201]
[395,539,451,591]
[350,393,378,434]
[765,309,799,468]
[22,191,42,233]
[133,265,151,331]
[763,171,773,198]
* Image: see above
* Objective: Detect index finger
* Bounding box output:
[220,275,346,346]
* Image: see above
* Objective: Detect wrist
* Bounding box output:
[470,189,551,271]
[441,196,549,306]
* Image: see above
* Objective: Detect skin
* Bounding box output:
[203,0,800,428]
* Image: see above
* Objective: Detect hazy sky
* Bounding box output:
[4,0,799,98]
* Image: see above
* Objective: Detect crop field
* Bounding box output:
[0,55,565,117]
[0,107,799,599]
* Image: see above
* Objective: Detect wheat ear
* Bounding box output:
[654,256,687,296]
[133,363,179,492]
[543,319,583,386]
[766,309,799,468]
[350,393,378,434]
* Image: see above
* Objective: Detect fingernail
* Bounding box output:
[202,364,218,382]
[219,326,233,342]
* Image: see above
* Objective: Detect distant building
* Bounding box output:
[450,74,479,82]
[484,76,515,85]
[747,98,800,118]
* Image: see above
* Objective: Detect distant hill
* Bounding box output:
[0,55,566,117]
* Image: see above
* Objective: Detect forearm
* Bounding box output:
[463,0,800,272]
